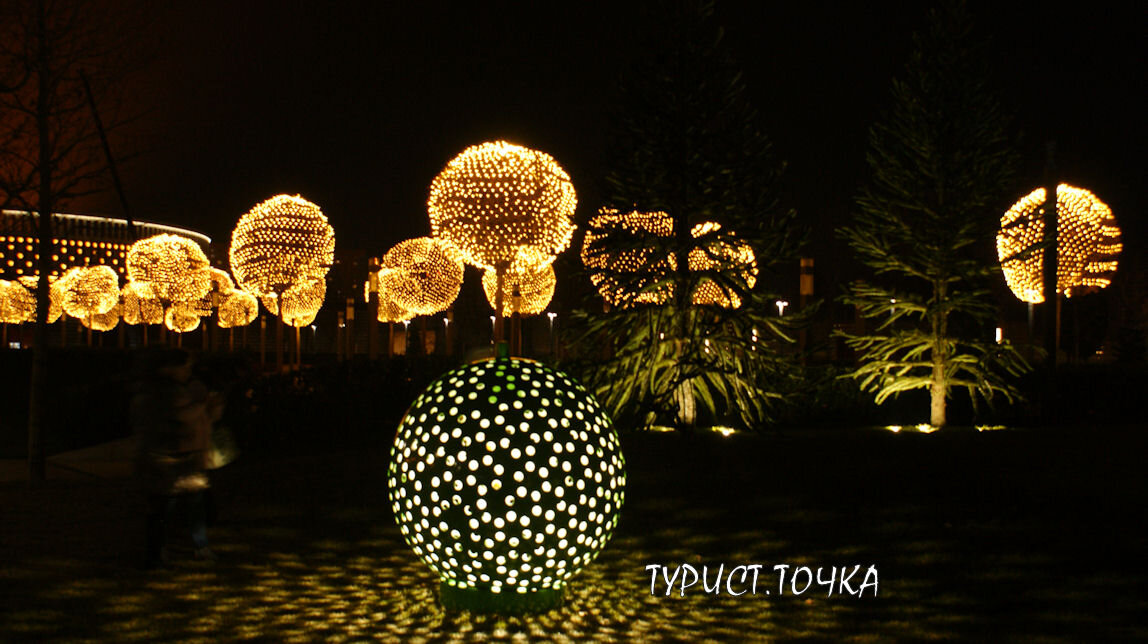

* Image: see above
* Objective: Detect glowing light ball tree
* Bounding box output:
[688,222,757,308]
[126,234,212,306]
[481,261,556,316]
[1,279,37,323]
[17,276,63,323]
[582,209,676,306]
[81,304,121,331]
[165,302,202,333]
[217,290,259,329]
[58,265,120,320]
[121,284,164,326]
[379,237,465,315]
[231,194,334,367]
[230,194,335,299]
[389,355,626,614]
[428,141,576,340]
[997,184,1122,303]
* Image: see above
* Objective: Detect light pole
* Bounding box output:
[775,300,789,316]
[547,311,557,358]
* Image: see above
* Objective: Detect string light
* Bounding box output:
[121,283,164,325]
[217,290,259,328]
[376,272,416,323]
[58,265,120,319]
[389,356,625,613]
[126,234,211,304]
[230,194,335,298]
[998,184,1122,303]
[379,237,465,315]
[481,261,556,315]
[428,141,576,271]
[279,278,326,327]
[15,275,64,323]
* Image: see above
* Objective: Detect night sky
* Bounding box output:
[80,1,1145,293]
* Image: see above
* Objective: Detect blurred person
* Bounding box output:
[131,348,216,568]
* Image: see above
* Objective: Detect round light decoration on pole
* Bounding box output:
[997,184,1122,303]
[582,209,676,307]
[121,283,164,325]
[688,222,757,309]
[481,261,556,316]
[389,355,626,614]
[230,194,335,299]
[59,265,120,319]
[428,141,576,341]
[126,234,212,305]
[165,302,202,333]
[218,290,259,328]
[379,237,464,315]
[0,279,37,323]
[81,305,121,332]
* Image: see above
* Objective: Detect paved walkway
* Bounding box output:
[0,437,135,482]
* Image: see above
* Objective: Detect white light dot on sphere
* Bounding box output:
[388,356,625,608]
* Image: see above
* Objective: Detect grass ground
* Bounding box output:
[1,426,1145,641]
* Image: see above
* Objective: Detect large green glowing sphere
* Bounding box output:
[388,356,626,613]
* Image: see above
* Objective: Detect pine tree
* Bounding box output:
[837,2,1029,427]
[566,1,807,431]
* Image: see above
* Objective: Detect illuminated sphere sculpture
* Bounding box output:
[16,276,64,323]
[377,282,415,324]
[1,279,37,323]
[481,262,556,316]
[389,355,626,614]
[279,278,325,327]
[126,234,211,304]
[428,141,577,271]
[582,209,676,306]
[688,222,758,309]
[379,237,465,315]
[165,303,202,333]
[59,265,120,319]
[81,304,121,332]
[121,284,164,325]
[217,290,259,328]
[230,194,335,298]
[998,184,1122,303]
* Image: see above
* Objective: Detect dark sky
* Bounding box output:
[85,0,1145,289]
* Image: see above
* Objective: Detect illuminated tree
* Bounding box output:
[125,234,211,305]
[838,3,1029,428]
[568,1,802,431]
[217,289,258,329]
[375,271,416,323]
[379,237,464,315]
[998,184,1121,303]
[230,194,335,299]
[0,279,36,323]
[164,302,202,333]
[390,355,625,614]
[428,141,575,338]
[121,283,163,325]
[58,265,119,320]
[278,278,326,328]
[80,304,120,331]
[17,275,63,323]
[481,260,555,316]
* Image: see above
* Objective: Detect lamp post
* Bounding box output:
[547,311,557,358]
[775,300,789,316]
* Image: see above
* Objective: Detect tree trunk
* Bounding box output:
[930,361,946,428]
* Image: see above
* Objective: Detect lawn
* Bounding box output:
[1,426,1145,641]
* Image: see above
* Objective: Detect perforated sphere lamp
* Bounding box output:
[388,350,626,614]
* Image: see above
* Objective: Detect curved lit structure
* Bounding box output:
[379,237,464,315]
[389,356,625,614]
[428,141,576,271]
[230,194,335,298]
[481,261,556,316]
[998,184,1122,303]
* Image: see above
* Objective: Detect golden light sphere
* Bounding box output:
[58,265,120,319]
[688,222,757,309]
[81,304,121,331]
[218,290,259,328]
[262,278,326,327]
[379,237,464,315]
[16,276,64,323]
[230,194,335,297]
[165,302,202,333]
[582,209,676,306]
[428,141,576,271]
[998,184,1122,303]
[121,283,164,325]
[126,234,211,304]
[376,275,416,324]
[0,279,36,323]
[481,260,556,315]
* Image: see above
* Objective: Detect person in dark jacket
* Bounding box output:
[132,348,216,568]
